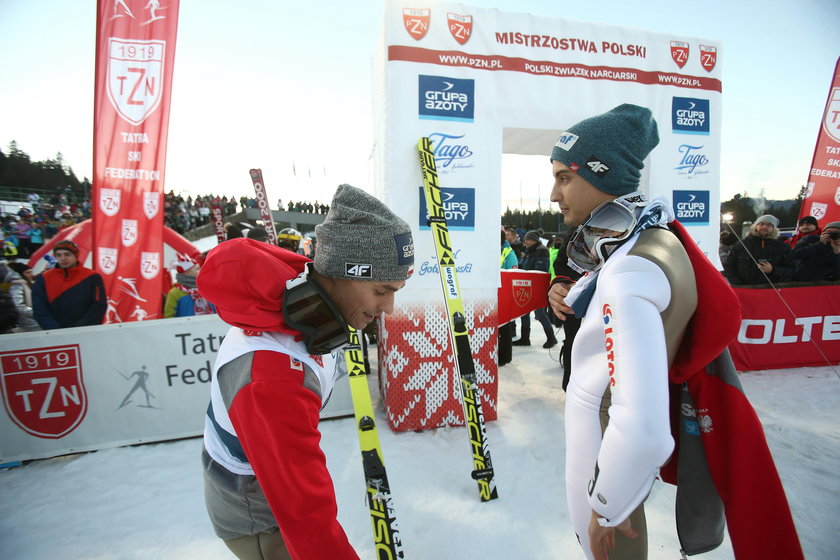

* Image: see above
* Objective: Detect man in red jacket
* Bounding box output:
[32,240,106,329]
[198,184,414,560]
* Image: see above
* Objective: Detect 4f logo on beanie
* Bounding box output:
[586,156,610,177]
[345,264,372,278]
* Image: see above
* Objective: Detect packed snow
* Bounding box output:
[1,326,837,559]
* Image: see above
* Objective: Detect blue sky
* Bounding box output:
[1,0,838,210]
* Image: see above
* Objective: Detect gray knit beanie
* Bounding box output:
[550,104,659,196]
[755,214,780,228]
[314,184,414,281]
[524,230,541,242]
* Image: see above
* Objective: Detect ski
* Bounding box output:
[417,136,499,502]
[344,326,405,559]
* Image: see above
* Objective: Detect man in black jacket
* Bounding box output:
[723,214,793,285]
[513,230,558,348]
[791,220,840,281]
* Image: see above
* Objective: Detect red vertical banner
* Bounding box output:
[800,57,840,225]
[211,205,226,244]
[248,169,279,245]
[93,0,180,322]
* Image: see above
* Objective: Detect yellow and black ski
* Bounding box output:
[417,137,499,502]
[344,326,405,558]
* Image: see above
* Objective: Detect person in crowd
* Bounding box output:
[224,222,244,240]
[785,215,820,248]
[32,240,106,329]
[2,262,40,332]
[548,234,582,391]
[504,226,524,260]
[498,227,519,366]
[246,225,270,243]
[718,230,738,264]
[514,229,558,349]
[27,221,44,255]
[197,184,414,560]
[546,104,802,560]
[722,214,793,285]
[791,220,840,281]
[164,256,215,318]
[278,227,303,254]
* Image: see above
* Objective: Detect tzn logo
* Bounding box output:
[345,263,372,278]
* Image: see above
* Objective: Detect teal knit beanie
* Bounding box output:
[550,104,659,196]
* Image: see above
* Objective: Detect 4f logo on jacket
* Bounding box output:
[345,264,372,278]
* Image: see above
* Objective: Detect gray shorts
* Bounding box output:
[202,447,279,540]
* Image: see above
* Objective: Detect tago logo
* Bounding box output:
[427,132,475,170]
[674,144,710,177]
[418,187,475,231]
[419,75,475,122]
[672,97,710,135]
[673,190,710,225]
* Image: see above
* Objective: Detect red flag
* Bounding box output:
[800,57,840,225]
[92,0,180,322]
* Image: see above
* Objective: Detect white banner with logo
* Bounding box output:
[373,0,722,431]
[0,316,353,463]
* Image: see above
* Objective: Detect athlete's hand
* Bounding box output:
[588,510,638,560]
[548,282,574,320]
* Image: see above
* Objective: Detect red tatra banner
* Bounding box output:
[92,0,180,322]
[800,57,840,225]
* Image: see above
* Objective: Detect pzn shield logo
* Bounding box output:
[809,202,828,220]
[107,38,166,125]
[835,186,840,206]
[99,247,119,275]
[512,279,532,307]
[0,345,87,439]
[823,87,840,143]
[143,191,160,219]
[100,188,121,217]
[121,219,138,247]
[448,12,472,45]
[403,8,430,41]
[699,45,717,72]
[140,251,160,280]
[670,41,689,69]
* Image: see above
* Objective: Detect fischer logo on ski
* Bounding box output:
[417,137,499,502]
[344,326,405,558]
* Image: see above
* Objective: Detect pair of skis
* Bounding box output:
[345,327,404,559]
[417,136,499,502]
[346,137,498,557]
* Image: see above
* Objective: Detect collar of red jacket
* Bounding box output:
[668,220,742,384]
[197,238,310,334]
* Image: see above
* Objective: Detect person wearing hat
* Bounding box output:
[546,105,802,560]
[197,184,413,560]
[31,239,107,329]
[785,215,820,249]
[722,213,794,285]
[790,219,840,281]
[513,229,558,348]
[163,255,215,318]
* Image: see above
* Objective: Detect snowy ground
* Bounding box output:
[1,326,837,560]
